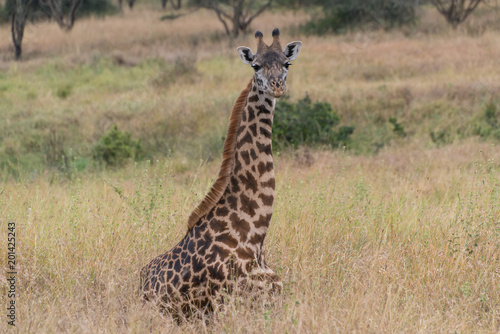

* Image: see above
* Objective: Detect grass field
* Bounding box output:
[0,3,499,333]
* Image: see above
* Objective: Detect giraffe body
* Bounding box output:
[140,29,302,315]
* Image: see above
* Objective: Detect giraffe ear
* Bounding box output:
[237,47,255,65]
[283,41,302,61]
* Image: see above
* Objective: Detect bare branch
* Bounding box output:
[430,0,485,28]
[197,0,273,37]
[242,0,272,31]
[40,0,82,31]
[212,5,231,35]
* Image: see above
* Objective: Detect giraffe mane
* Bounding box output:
[186,78,253,232]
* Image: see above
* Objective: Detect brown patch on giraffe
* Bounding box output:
[239,171,258,193]
[250,149,258,160]
[260,126,272,139]
[187,79,253,231]
[206,245,230,264]
[256,142,272,155]
[210,219,227,233]
[265,98,273,107]
[259,193,274,206]
[261,178,275,190]
[230,212,251,241]
[215,232,239,249]
[237,125,245,136]
[216,206,230,217]
[260,118,272,127]
[240,193,259,217]
[235,246,255,261]
[230,176,241,193]
[248,94,259,103]
[257,161,274,176]
[255,213,272,228]
[237,132,253,149]
[248,106,256,122]
[234,153,242,174]
[227,195,238,210]
[256,105,270,116]
[240,150,251,165]
[248,232,265,246]
[249,124,258,136]
[208,263,226,280]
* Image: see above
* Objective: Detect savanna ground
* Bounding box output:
[0,2,499,332]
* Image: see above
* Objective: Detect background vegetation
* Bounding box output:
[0,1,499,332]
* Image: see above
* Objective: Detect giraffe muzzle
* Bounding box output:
[270,79,285,97]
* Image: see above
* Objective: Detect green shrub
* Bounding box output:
[77,0,119,17]
[94,125,143,167]
[389,117,406,137]
[56,84,72,99]
[273,94,354,149]
[0,1,12,23]
[303,0,416,35]
[472,102,500,141]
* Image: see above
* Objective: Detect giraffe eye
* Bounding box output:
[252,64,261,71]
[284,62,291,70]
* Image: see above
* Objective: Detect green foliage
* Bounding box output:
[0,2,9,23]
[77,0,119,17]
[472,102,500,141]
[430,129,451,146]
[160,13,183,21]
[303,0,416,35]
[56,84,72,99]
[273,94,354,149]
[94,125,143,167]
[389,117,406,137]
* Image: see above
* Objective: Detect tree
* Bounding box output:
[430,0,483,28]
[302,0,416,35]
[193,0,273,37]
[42,0,82,30]
[162,0,182,10]
[10,0,83,60]
[117,0,134,9]
[11,0,33,60]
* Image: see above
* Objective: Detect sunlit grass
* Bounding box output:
[0,142,499,332]
[0,4,499,333]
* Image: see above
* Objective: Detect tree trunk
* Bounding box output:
[11,0,29,60]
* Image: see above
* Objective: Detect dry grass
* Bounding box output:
[0,4,499,333]
[0,141,499,332]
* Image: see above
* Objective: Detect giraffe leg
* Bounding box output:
[235,267,283,296]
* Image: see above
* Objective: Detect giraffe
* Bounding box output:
[140,28,302,316]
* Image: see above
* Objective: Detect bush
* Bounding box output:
[472,102,500,141]
[94,125,143,167]
[303,0,416,35]
[0,1,12,23]
[77,0,119,17]
[273,94,354,149]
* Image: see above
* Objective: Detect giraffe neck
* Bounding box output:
[221,78,276,250]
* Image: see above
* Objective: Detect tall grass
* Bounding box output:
[0,142,499,332]
[0,5,499,332]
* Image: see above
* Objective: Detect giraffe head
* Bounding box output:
[237,28,302,98]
